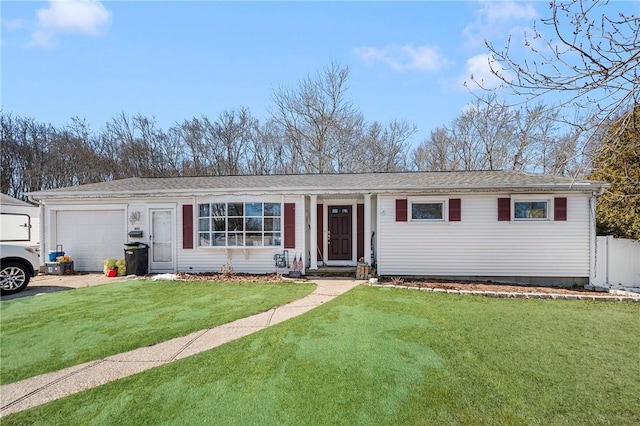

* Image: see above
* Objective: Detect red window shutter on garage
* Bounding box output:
[182,204,194,249]
[554,197,567,221]
[284,203,295,248]
[449,198,461,221]
[396,199,408,222]
[498,198,511,221]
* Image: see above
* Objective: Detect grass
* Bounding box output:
[0,279,316,384]
[4,286,639,425]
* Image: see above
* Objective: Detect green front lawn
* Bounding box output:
[5,286,639,425]
[0,280,316,384]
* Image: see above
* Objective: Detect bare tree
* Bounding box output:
[409,96,583,175]
[482,0,639,164]
[411,127,459,171]
[212,108,256,175]
[102,113,169,178]
[347,120,415,173]
[247,119,290,175]
[445,96,517,171]
[270,62,364,174]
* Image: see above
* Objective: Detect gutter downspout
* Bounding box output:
[589,194,596,285]
[589,185,606,286]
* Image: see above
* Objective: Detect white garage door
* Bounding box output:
[56,210,125,271]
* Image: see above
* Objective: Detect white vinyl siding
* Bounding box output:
[377,194,590,278]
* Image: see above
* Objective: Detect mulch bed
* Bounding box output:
[174,272,612,296]
[175,272,286,283]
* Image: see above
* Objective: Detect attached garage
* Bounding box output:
[55,210,125,271]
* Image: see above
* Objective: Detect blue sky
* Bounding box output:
[1,1,637,148]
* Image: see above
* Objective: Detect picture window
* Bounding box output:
[198,202,281,247]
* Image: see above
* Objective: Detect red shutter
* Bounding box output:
[284,203,295,249]
[498,198,511,221]
[449,198,461,222]
[357,204,364,260]
[182,204,194,249]
[554,197,567,221]
[396,199,408,222]
[316,204,324,261]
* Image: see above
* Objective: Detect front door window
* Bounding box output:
[328,206,352,260]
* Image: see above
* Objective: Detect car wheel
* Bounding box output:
[0,261,31,295]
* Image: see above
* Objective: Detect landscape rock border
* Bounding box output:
[368,282,640,302]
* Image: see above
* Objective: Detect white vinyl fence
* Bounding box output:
[593,236,640,287]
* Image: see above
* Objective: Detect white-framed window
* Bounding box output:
[514,200,549,220]
[198,202,281,247]
[410,199,446,221]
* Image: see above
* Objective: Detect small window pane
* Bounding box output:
[211,203,226,217]
[264,203,281,216]
[246,217,262,232]
[212,232,226,246]
[331,208,339,214]
[198,218,210,232]
[228,218,243,231]
[412,203,443,220]
[264,218,281,231]
[228,203,243,216]
[515,201,548,219]
[199,204,210,217]
[245,202,263,217]
[228,233,244,246]
[265,233,281,246]
[246,233,263,246]
[199,233,211,246]
[213,218,226,231]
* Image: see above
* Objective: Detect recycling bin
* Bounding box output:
[124,242,149,275]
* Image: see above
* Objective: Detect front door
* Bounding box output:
[328,206,352,260]
[150,209,174,272]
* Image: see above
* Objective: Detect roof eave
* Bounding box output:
[27,181,606,201]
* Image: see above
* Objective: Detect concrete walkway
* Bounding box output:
[0,278,362,417]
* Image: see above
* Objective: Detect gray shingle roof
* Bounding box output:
[27,171,607,200]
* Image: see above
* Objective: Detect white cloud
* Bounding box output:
[463,1,538,49]
[355,44,450,72]
[459,53,512,91]
[30,0,112,47]
[3,18,26,31]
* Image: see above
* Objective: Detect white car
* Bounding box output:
[1,244,40,295]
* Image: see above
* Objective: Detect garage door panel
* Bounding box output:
[56,210,125,271]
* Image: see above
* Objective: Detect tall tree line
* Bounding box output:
[410,95,593,176]
[2,64,594,200]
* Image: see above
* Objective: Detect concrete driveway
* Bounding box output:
[0,273,127,301]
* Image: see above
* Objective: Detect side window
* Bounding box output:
[411,202,444,220]
[514,201,548,220]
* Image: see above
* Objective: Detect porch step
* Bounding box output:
[306,266,356,277]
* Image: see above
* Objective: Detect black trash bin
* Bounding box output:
[124,242,149,275]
